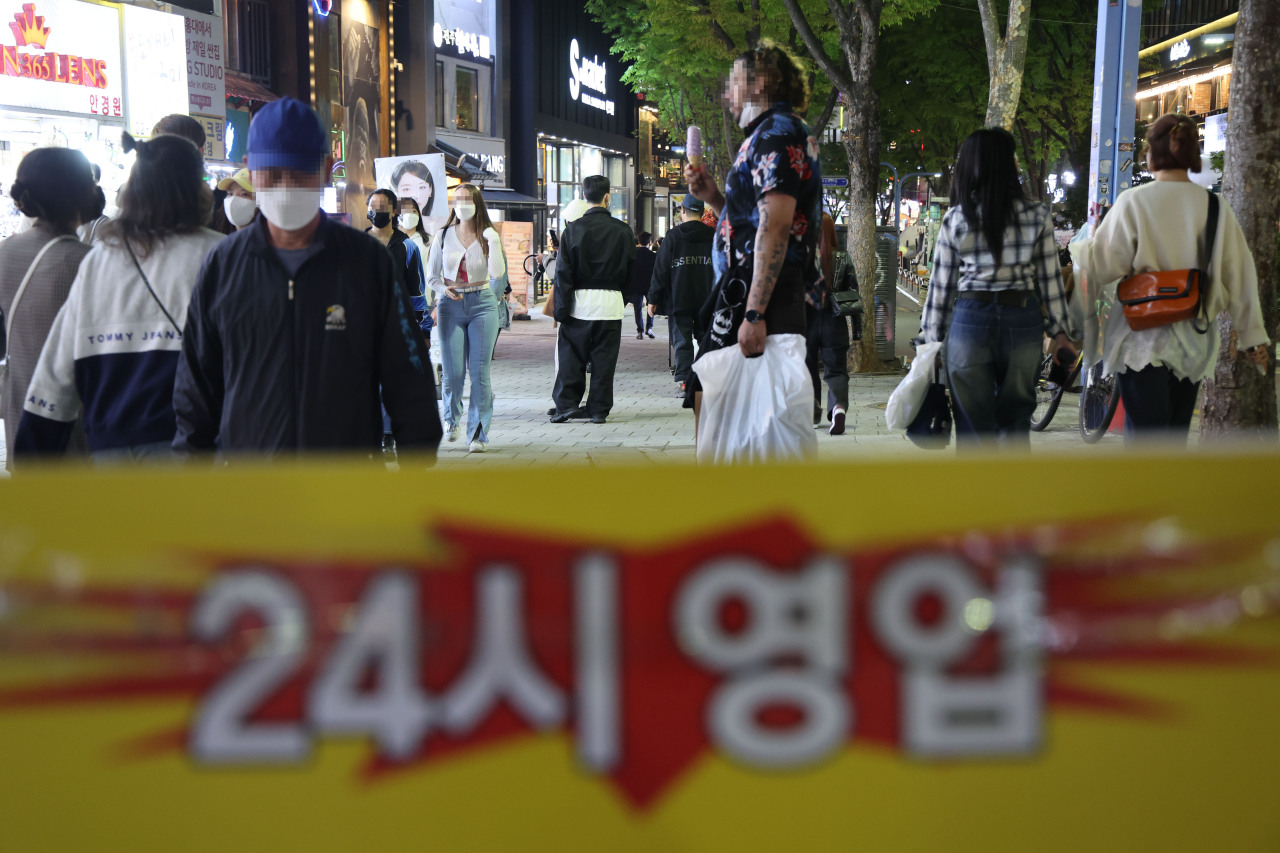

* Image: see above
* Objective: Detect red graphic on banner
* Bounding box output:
[0,518,1277,810]
[1,3,111,90]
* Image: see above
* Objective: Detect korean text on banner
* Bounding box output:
[2,454,1280,851]
[497,220,533,310]
[183,10,226,148]
[0,0,124,119]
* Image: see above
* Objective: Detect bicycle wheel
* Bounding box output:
[1030,353,1066,431]
[1079,363,1121,443]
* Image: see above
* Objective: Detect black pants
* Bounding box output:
[630,299,653,335]
[805,303,851,417]
[670,313,696,383]
[1118,364,1200,443]
[554,317,622,417]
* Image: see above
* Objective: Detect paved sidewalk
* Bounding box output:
[429,307,1124,469]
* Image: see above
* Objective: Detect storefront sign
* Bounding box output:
[0,0,122,118]
[198,114,224,160]
[569,37,613,116]
[122,5,189,139]
[2,455,1280,849]
[435,130,506,187]
[433,0,493,63]
[183,11,224,126]
[1169,39,1191,61]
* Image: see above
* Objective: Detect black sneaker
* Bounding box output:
[590,414,607,424]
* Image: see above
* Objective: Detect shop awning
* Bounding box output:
[480,188,550,210]
[224,72,280,104]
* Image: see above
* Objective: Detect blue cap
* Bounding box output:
[681,194,704,213]
[247,97,328,171]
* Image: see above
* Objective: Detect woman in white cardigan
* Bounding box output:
[425,183,506,451]
[1070,114,1269,441]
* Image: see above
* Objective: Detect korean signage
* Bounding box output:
[183,10,224,141]
[569,37,612,116]
[2,455,1280,849]
[433,0,493,64]
[0,0,122,119]
[497,220,533,309]
[122,5,189,139]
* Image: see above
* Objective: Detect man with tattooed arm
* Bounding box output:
[684,43,824,440]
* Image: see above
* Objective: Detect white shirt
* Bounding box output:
[425,225,506,296]
[571,290,625,321]
[1070,181,1267,382]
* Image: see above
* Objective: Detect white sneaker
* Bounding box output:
[447,423,461,442]
[468,440,486,453]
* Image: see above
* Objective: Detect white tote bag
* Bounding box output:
[885,341,943,430]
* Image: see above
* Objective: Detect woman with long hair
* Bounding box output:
[396,195,433,344]
[425,183,505,451]
[920,127,1076,446]
[0,147,100,470]
[1070,114,1268,441]
[392,160,436,220]
[14,133,222,463]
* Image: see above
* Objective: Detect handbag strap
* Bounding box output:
[4,235,76,348]
[124,239,182,335]
[1193,191,1220,334]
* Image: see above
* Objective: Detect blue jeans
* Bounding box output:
[437,286,500,442]
[945,295,1043,448]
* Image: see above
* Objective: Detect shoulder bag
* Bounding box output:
[124,240,182,334]
[1,234,77,421]
[1116,190,1218,333]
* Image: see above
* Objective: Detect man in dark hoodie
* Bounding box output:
[648,195,715,394]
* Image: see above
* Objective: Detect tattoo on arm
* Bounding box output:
[749,197,792,313]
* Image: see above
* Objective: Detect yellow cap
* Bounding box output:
[217,168,254,194]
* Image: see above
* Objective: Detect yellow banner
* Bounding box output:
[1,452,1279,851]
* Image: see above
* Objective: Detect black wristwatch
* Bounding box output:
[744,309,766,324]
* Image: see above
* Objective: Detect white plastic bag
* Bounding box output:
[693,333,817,465]
[886,341,943,430]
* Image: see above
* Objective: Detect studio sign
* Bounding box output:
[569,38,613,116]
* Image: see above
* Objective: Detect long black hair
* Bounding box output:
[105,132,210,258]
[396,196,429,242]
[951,127,1023,267]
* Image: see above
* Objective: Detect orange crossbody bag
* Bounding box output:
[1116,190,1218,333]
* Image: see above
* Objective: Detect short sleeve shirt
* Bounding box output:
[713,105,824,299]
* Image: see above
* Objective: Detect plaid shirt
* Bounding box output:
[921,199,1073,343]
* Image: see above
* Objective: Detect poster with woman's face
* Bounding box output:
[375,154,447,219]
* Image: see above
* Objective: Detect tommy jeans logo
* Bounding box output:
[325,304,347,331]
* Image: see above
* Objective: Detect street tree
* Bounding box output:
[1201,0,1280,437]
[978,0,1033,128]
[779,0,939,371]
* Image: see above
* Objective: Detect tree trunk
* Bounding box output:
[979,0,1033,128]
[844,84,885,372]
[1201,0,1280,438]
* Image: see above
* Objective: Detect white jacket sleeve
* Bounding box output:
[485,228,506,280]
[424,229,448,297]
[1212,202,1269,352]
[1069,192,1139,286]
[23,276,83,422]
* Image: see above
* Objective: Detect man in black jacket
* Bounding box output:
[626,232,656,339]
[550,175,635,425]
[173,97,441,459]
[648,195,714,392]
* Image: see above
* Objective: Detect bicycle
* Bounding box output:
[1029,350,1120,442]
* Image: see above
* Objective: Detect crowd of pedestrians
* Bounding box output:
[0,43,1272,470]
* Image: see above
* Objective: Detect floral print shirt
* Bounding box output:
[713,104,824,307]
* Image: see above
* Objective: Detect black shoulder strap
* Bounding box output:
[1193,191,1219,334]
[124,239,182,335]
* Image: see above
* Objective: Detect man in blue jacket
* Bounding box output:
[173,98,442,459]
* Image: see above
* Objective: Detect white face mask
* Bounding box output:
[398,212,420,230]
[454,203,476,222]
[255,187,323,231]
[737,102,765,129]
[223,194,258,228]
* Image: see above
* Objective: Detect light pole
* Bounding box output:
[880,163,941,234]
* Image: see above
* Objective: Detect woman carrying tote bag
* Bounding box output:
[1070,114,1268,442]
[921,127,1077,447]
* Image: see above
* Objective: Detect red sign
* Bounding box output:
[1,3,110,90]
